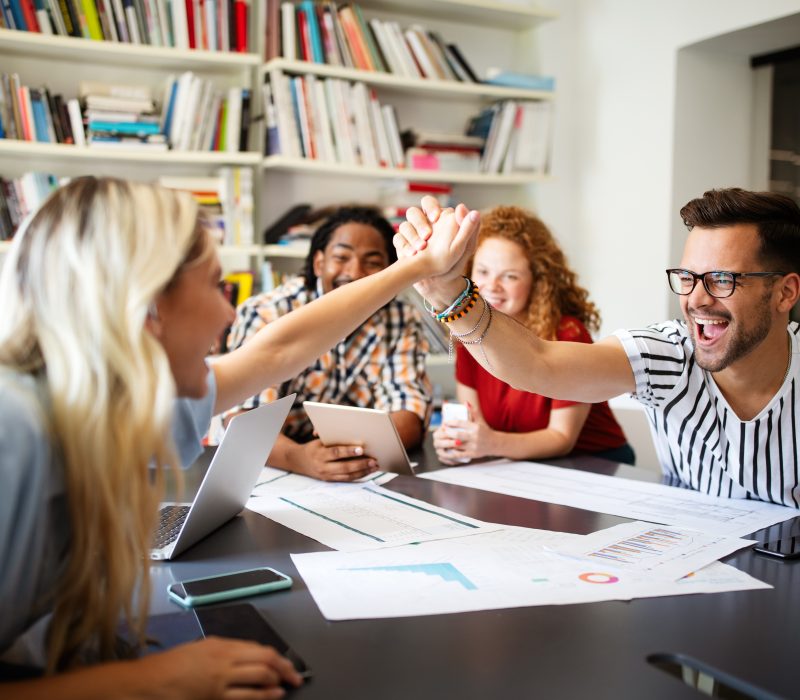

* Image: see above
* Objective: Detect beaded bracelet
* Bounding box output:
[422,277,475,321]
[438,284,480,324]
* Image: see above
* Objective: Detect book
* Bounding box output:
[446,43,479,83]
[279,0,294,59]
[484,69,555,91]
[67,97,86,145]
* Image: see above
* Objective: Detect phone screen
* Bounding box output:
[754,536,800,559]
[195,604,312,679]
[175,569,288,598]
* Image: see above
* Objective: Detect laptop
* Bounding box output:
[150,394,295,560]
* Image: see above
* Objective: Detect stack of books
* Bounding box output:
[158,167,253,246]
[468,100,553,174]
[82,80,166,150]
[0,0,251,52]
[162,71,251,152]
[0,172,61,240]
[402,130,484,173]
[265,69,403,167]
[268,1,480,84]
[0,73,83,145]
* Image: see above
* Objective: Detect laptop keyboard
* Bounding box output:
[152,505,191,549]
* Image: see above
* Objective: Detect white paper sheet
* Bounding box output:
[555,521,754,580]
[247,473,501,551]
[420,461,797,537]
[291,527,771,620]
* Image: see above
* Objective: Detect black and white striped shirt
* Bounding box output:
[614,321,800,508]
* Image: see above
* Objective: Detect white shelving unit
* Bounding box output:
[262,57,556,101]
[1,3,557,383]
[263,155,551,184]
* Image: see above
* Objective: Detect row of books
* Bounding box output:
[158,167,254,246]
[265,69,404,168]
[0,73,251,152]
[0,0,250,51]
[164,72,251,152]
[268,1,480,83]
[0,172,60,239]
[468,99,553,175]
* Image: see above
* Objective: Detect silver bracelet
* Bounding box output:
[454,299,493,370]
[448,295,489,361]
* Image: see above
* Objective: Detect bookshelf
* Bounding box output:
[263,154,552,184]
[262,57,556,102]
[0,2,557,385]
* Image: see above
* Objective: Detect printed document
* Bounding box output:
[291,526,769,620]
[420,461,797,537]
[556,521,753,580]
[247,469,500,551]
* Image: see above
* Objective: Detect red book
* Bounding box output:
[185,0,196,49]
[234,0,247,52]
[296,8,310,61]
[20,0,41,32]
[407,182,452,194]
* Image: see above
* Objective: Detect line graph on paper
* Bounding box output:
[341,562,478,590]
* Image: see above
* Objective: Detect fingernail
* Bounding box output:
[469,210,479,222]
[353,446,363,455]
[368,460,377,468]
[455,439,462,447]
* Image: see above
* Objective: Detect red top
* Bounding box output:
[455,316,627,454]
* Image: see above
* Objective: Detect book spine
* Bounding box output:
[80,0,104,38]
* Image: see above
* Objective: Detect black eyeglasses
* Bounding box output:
[665,269,787,299]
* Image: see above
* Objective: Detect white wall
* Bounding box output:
[532,0,800,335]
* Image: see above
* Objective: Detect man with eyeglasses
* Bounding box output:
[396,188,800,508]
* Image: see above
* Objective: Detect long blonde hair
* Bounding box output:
[0,177,205,671]
[472,206,600,340]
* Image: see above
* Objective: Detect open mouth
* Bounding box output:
[695,317,729,343]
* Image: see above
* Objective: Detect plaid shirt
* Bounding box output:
[226,276,432,442]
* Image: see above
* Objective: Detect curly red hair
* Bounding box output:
[470,206,600,340]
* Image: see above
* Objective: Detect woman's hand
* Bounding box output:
[433,418,497,464]
[148,636,304,699]
[394,197,480,307]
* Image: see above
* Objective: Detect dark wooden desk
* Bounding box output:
[149,447,800,700]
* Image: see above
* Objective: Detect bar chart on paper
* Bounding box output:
[343,563,478,590]
[587,527,692,564]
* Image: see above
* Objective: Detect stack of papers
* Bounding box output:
[246,461,797,621]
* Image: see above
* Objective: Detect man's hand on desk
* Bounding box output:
[286,438,379,482]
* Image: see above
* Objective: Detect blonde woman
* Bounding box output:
[432,206,634,465]
[0,177,478,698]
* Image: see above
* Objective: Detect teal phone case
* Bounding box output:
[167,567,293,608]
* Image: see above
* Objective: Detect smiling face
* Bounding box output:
[471,237,533,322]
[313,222,390,294]
[678,224,780,372]
[153,232,235,398]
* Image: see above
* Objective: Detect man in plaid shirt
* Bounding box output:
[227,207,431,481]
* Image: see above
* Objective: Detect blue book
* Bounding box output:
[88,121,162,135]
[484,71,555,91]
[29,91,51,143]
[7,0,27,30]
[0,0,17,29]
[161,78,178,140]
[301,1,324,64]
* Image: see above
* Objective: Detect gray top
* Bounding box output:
[0,367,216,667]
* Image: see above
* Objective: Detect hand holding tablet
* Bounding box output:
[302,401,416,476]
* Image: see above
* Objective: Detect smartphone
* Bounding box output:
[195,603,312,679]
[753,536,800,560]
[168,567,293,607]
[442,402,469,422]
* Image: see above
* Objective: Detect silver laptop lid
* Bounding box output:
[156,393,294,560]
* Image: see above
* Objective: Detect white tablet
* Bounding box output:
[302,401,415,476]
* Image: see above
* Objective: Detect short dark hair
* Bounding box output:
[302,206,397,290]
[680,188,800,274]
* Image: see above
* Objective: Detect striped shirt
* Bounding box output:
[614,320,800,508]
[226,276,432,442]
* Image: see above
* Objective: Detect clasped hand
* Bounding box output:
[394,197,480,304]
[433,418,495,465]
